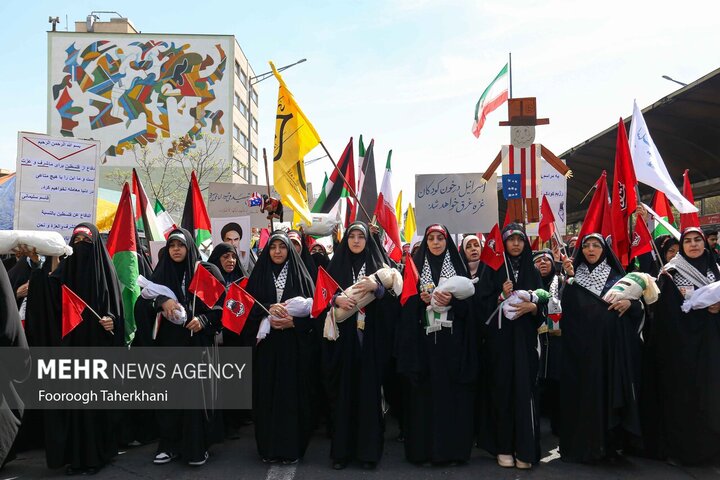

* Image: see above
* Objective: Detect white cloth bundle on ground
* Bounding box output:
[0,230,73,256]
[681,280,720,312]
[602,272,659,305]
[257,296,313,340]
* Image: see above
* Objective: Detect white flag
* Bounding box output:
[629,100,697,213]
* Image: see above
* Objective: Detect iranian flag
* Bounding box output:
[373,151,402,262]
[106,182,141,345]
[471,63,509,138]
[153,199,177,238]
[181,171,212,249]
[132,169,164,241]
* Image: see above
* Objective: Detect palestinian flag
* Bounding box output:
[651,191,676,239]
[374,150,402,262]
[131,169,164,241]
[471,63,509,138]
[312,137,355,214]
[106,182,141,345]
[181,171,212,249]
[154,199,177,238]
[357,137,378,224]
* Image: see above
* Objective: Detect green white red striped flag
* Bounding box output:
[472,63,509,138]
[373,151,402,262]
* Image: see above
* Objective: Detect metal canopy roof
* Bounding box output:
[561,66,720,224]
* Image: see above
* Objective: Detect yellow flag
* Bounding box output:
[395,190,403,231]
[404,203,416,241]
[270,61,321,226]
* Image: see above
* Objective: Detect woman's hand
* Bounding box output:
[513,301,537,317]
[185,317,203,333]
[269,303,289,318]
[562,255,574,276]
[270,316,294,329]
[99,316,114,332]
[608,299,631,316]
[161,299,181,320]
[420,291,432,304]
[334,295,357,311]
[16,282,29,299]
[708,302,720,314]
[502,280,513,297]
[353,277,377,294]
[432,290,452,307]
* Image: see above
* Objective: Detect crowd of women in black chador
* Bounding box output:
[6,218,720,475]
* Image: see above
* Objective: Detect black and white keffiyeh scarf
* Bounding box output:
[666,254,716,288]
[273,263,288,302]
[574,259,612,296]
[420,251,456,288]
[351,263,366,284]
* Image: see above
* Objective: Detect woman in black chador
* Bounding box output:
[208,242,248,286]
[26,223,123,475]
[245,231,315,464]
[397,224,477,466]
[476,223,545,470]
[134,228,224,467]
[323,222,392,470]
[650,227,720,465]
[559,233,644,463]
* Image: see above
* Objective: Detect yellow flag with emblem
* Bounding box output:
[395,190,403,232]
[270,61,321,226]
[404,203,416,241]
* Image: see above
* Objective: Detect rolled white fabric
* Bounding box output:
[0,230,73,256]
[430,275,478,313]
[257,296,313,340]
[137,275,186,325]
[681,281,720,313]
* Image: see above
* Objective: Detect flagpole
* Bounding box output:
[319,141,374,224]
[508,52,513,99]
[77,300,115,336]
[262,148,274,231]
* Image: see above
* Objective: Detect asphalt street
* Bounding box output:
[3,418,719,480]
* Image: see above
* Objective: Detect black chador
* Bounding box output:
[246,232,315,463]
[559,233,643,463]
[134,228,224,466]
[323,222,391,469]
[650,227,720,465]
[397,224,477,465]
[476,224,545,467]
[26,223,124,474]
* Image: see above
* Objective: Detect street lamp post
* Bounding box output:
[245,58,307,184]
[662,75,688,87]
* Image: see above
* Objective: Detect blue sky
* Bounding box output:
[1,0,718,206]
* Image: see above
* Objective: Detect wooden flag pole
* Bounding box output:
[263,148,274,232]
[318,141,374,224]
[82,301,115,336]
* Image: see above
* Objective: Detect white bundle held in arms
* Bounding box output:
[0,230,73,256]
[138,275,186,325]
[257,296,313,340]
[428,275,478,313]
[323,266,403,341]
[602,272,659,305]
[680,280,720,312]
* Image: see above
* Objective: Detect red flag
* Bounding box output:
[680,170,700,230]
[188,264,225,308]
[400,253,419,305]
[502,208,512,228]
[652,191,675,225]
[62,285,88,338]
[106,183,137,257]
[479,223,505,271]
[630,215,653,258]
[221,283,255,335]
[531,237,540,251]
[259,228,270,250]
[577,171,613,244]
[312,267,340,318]
[611,118,638,267]
[538,196,556,242]
[180,171,212,247]
[237,277,249,289]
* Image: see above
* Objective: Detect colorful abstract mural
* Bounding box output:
[49,34,232,163]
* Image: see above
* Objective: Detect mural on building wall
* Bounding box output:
[49,35,231,163]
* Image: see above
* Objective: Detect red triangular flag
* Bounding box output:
[680,170,700,230]
[531,237,540,251]
[652,191,675,225]
[479,223,505,271]
[237,277,249,289]
[181,171,212,247]
[630,215,653,258]
[62,285,88,338]
[610,118,638,267]
[400,253,419,305]
[577,171,613,244]
[312,267,341,318]
[502,208,512,228]
[538,196,556,243]
[106,183,137,257]
[188,264,226,308]
[259,228,270,250]
[221,283,255,335]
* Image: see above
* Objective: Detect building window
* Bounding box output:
[237,99,247,116]
[233,124,240,142]
[235,60,241,78]
[251,144,258,159]
[251,87,258,105]
[251,172,258,184]
[240,132,248,149]
[252,116,258,132]
[240,70,248,86]
[234,92,241,110]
